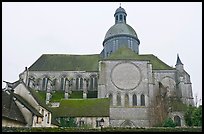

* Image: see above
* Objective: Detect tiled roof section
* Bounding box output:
[104,47,175,70]
[27,87,50,111]
[28,54,100,71]
[3,80,21,89]
[51,98,110,117]
[12,92,43,117]
[2,91,26,124]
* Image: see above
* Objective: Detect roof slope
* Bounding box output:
[29,54,100,71]
[12,92,43,117]
[51,98,110,117]
[2,91,26,124]
[104,47,175,70]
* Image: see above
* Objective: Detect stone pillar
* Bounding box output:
[112,93,117,107]
[46,92,51,104]
[83,92,87,99]
[129,93,133,107]
[121,93,125,107]
[145,95,148,107]
[137,94,140,106]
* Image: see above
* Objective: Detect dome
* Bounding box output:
[114,7,127,16]
[104,23,138,40]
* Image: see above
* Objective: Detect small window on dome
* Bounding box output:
[119,15,122,21]
[116,15,118,21]
[124,16,126,22]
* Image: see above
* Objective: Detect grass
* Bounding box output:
[51,98,110,117]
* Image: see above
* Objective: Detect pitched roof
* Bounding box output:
[2,91,26,124]
[28,54,100,71]
[12,92,43,117]
[51,98,110,117]
[104,47,175,70]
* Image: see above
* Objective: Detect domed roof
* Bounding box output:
[104,23,138,40]
[114,6,126,16]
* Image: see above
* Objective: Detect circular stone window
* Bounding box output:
[111,62,141,90]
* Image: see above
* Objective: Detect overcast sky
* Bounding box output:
[2,2,202,105]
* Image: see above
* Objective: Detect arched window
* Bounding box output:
[133,94,137,106]
[174,116,181,126]
[117,93,121,106]
[141,94,145,106]
[124,16,126,22]
[80,78,83,89]
[60,77,65,90]
[109,93,113,106]
[125,94,129,107]
[42,77,48,91]
[119,14,122,21]
[94,77,98,90]
[90,77,94,90]
[116,15,118,21]
[76,77,79,90]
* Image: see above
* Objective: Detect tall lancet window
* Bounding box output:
[109,93,113,106]
[117,93,121,106]
[125,94,129,107]
[80,77,83,89]
[42,77,48,91]
[141,94,145,106]
[133,94,137,106]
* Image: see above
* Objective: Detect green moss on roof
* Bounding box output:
[51,98,110,117]
[105,47,175,70]
[29,54,100,71]
[28,88,49,110]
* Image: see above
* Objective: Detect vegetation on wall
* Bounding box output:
[58,117,77,127]
[148,82,189,127]
[162,117,176,127]
[184,105,202,127]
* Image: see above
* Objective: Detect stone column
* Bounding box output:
[121,93,125,107]
[112,93,117,107]
[129,93,133,107]
[137,94,140,106]
[145,95,148,107]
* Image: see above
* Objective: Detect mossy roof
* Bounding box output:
[51,98,110,117]
[29,54,100,71]
[104,47,175,70]
[29,48,174,71]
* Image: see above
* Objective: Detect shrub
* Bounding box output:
[162,117,176,127]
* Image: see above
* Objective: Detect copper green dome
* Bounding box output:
[104,23,138,40]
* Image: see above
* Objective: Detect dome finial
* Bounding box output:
[120,3,121,8]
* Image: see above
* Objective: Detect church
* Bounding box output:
[3,6,194,128]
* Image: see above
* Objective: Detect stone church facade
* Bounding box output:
[17,6,194,127]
